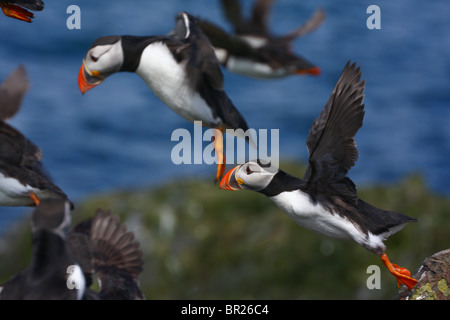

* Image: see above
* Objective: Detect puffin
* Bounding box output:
[197,0,324,79]
[0,0,44,22]
[67,209,145,300]
[78,11,252,181]
[0,65,73,208]
[219,61,418,290]
[0,199,85,300]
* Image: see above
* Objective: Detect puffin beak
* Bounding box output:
[78,60,104,94]
[296,66,321,76]
[219,165,243,191]
[0,4,34,23]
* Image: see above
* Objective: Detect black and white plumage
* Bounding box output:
[68,209,145,300]
[0,199,85,300]
[78,11,249,132]
[78,11,252,180]
[197,0,324,79]
[0,65,73,208]
[0,0,44,22]
[220,61,418,289]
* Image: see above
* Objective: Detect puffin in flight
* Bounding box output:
[0,200,144,300]
[0,65,73,208]
[220,61,418,290]
[0,199,85,300]
[0,0,44,22]
[197,0,324,79]
[78,11,252,181]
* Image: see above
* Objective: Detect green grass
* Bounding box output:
[1,162,449,299]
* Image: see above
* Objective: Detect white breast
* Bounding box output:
[0,172,36,206]
[270,190,370,243]
[0,172,61,206]
[135,42,220,126]
[226,56,286,79]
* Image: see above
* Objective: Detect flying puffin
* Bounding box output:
[0,199,85,300]
[67,209,145,300]
[78,11,252,181]
[197,0,324,79]
[219,61,418,290]
[0,0,44,22]
[0,65,73,208]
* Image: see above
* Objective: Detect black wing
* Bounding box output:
[303,61,365,191]
[222,0,274,36]
[0,65,29,121]
[0,121,42,167]
[174,12,250,131]
[89,209,145,300]
[197,19,260,59]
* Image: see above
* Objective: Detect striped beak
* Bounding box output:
[78,60,104,94]
[219,165,243,191]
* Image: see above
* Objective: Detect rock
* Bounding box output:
[398,249,450,300]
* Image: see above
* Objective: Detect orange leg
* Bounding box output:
[0,4,34,22]
[213,127,226,182]
[381,253,417,290]
[30,193,40,206]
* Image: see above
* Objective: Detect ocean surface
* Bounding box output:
[0,0,449,236]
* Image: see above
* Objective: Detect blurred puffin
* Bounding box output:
[0,199,85,300]
[220,62,418,290]
[78,11,252,181]
[67,209,145,300]
[0,65,73,208]
[0,0,44,22]
[197,0,324,79]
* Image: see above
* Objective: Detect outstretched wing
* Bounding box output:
[250,0,275,35]
[0,65,29,121]
[303,61,365,186]
[221,0,246,33]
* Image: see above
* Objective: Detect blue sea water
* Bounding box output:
[0,0,449,236]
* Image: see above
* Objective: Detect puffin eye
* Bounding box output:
[245,166,253,174]
[90,54,98,62]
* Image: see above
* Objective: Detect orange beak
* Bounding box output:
[78,61,104,94]
[219,165,242,191]
[296,66,321,76]
[1,4,34,23]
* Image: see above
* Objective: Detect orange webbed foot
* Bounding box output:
[381,253,418,290]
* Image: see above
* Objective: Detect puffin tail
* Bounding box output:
[357,199,417,239]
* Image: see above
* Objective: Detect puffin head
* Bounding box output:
[219,160,278,192]
[31,199,72,239]
[78,35,124,94]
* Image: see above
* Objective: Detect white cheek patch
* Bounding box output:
[86,41,124,74]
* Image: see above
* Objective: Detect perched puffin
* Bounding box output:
[78,11,252,181]
[0,65,73,208]
[0,0,44,22]
[197,0,324,79]
[67,209,145,300]
[220,62,418,290]
[0,199,85,300]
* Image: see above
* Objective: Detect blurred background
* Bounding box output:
[0,0,449,299]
